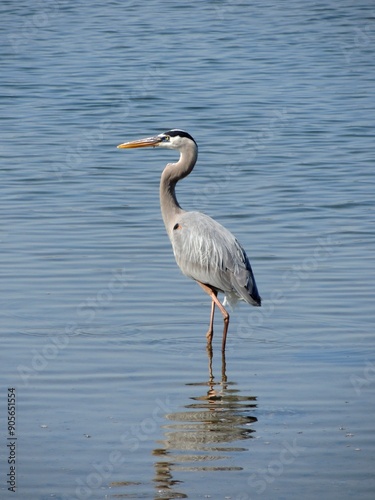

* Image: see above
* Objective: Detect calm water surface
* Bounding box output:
[1,1,375,499]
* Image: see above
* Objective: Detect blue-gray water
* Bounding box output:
[1,1,375,499]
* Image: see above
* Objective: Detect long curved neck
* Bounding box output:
[160,145,198,239]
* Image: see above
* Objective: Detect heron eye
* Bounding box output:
[163,135,170,141]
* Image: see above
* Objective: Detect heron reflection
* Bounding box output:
[152,351,257,498]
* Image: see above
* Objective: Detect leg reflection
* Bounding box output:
[206,343,227,383]
[152,353,258,498]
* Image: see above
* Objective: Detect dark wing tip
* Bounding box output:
[250,278,262,307]
[252,293,262,306]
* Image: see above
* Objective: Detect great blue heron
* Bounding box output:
[117,129,261,351]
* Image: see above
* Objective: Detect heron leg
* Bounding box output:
[197,282,230,352]
[207,295,216,342]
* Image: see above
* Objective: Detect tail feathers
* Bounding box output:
[250,285,261,306]
[232,262,261,306]
[247,268,261,306]
[247,272,261,306]
[232,241,261,307]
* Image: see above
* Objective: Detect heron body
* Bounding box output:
[118,129,261,351]
[171,211,260,308]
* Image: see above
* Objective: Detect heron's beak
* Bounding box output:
[117,136,162,149]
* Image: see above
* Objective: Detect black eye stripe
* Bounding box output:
[164,129,197,145]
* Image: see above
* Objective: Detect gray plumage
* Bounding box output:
[118,129,261,351]
[171,211,260,308]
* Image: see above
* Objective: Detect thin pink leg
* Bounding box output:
[207,295,216,343]
[197,282,230,351]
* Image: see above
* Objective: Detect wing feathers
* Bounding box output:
[171,212,261,306]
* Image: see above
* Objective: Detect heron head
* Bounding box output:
[117,129,197,151]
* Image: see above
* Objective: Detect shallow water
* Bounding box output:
[1,1,375,499]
